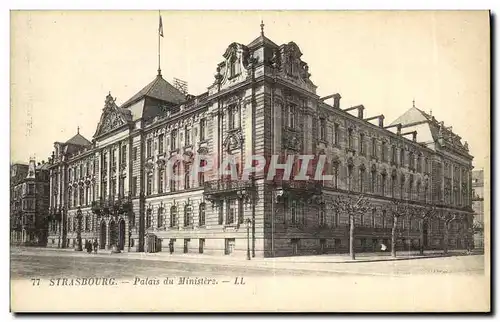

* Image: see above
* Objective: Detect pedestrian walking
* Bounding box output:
[93,239,98,254]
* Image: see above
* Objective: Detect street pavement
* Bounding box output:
[10,246,485,279]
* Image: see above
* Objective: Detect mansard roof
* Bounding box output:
[247,33,279,49]
[65,132,91,147]
[120,74,186,108]
[390,106,470,156]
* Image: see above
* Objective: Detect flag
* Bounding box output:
[159,14,164,37]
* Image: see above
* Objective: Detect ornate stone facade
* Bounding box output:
[45,29,474,257]
[10,160,50,246]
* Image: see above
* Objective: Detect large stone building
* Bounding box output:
[46,27,475,257]
[10,159,50,246]
[472,169,484,249]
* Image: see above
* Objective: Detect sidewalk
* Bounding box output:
[11,246,474,274]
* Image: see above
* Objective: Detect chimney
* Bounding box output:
[333,93,341,109]
[397,124,402,136]
[357,105,364,119]
[378,115,385,128]
[412,132,417,142]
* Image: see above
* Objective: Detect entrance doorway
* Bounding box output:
[109,221,117,247]
[319,239,326,254]
[199,238,205,254]
[99,221,106,249]
[291,238,299,255]
[225,238,235,255]
[118,220,126,251]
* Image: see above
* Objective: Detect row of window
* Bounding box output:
[146,119,207,158]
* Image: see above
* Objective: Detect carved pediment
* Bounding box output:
[94,93,129,137]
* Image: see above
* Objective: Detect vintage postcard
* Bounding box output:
[10,10,490,312]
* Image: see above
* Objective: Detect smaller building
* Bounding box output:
[10,159,50,246]
[472,169,484,249]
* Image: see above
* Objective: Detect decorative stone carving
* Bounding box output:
[282,131,302,151]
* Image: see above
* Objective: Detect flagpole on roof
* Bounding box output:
[158,10,164,77]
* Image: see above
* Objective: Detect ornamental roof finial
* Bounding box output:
[260,20,265,36]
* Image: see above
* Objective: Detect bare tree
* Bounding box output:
[387,199,411,258]
[332,194,370,260]
[436,212,457,254]
[418,204,436,255]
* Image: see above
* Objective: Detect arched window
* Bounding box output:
[198,160,206,187]
[171,162,178,192]
[371,208,376,228]
[370,168,377,193]
[170,206,177,227]
[157,207,164,228]
[382,210,386,228]
[199,203,206,226]
[86,186,90,204]
[359,166,366,192]
[184,205,193,227]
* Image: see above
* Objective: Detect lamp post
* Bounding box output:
[75,207,82,251]
[245,218,252,260]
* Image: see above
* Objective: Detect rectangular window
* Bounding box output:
[171,130,178,150]
[359,133,365,155]
[218,201,224,225]
[348,128,353,150]
[158,169,164,194]
[158,134,164,154]
[27,184,35,196]
[146,174,153,195]
[121,146,127,164]
[372,137,377,158]
[132,176,138,196]
[133,147,138,161]
[334,123,339,145]
[119,178,124,197]
[200,119,206,141]
[185,126,191,146]
[319,118,326,141]
[400,148,405,167]
[226,199,237,225]
[146,139,152,158]
[289,104,296,129]
[228,105,237,130]
[110,179,116,199]
[392,146,396,164]
[381,141,386,161]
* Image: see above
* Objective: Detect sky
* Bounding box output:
[10,10,490,170]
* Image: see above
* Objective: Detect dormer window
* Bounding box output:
[229,57,237,78]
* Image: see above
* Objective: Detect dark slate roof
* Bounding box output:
[120,75,186,108]
[247,34,279,49]
[65,133,91,146]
